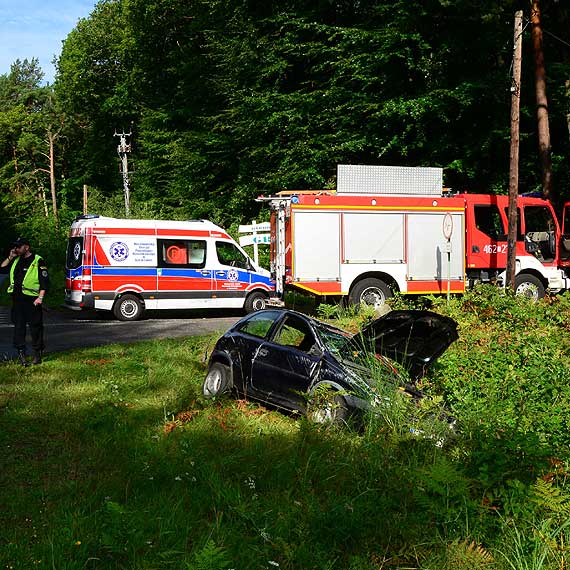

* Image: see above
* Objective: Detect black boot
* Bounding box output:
[17,350,28,367]
[32,351,42,365]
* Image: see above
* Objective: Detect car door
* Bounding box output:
[251,314,321,410]
[229,311,283,391]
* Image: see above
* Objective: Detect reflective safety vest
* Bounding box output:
[8,254,41,296]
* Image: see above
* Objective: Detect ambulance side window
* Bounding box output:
[158,239,206,268]
[216,241,250,270]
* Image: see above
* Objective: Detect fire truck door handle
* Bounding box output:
[200,270,211,276]
[472,246,480,253]
[216,271,226,276]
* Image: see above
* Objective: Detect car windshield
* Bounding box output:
[313,321,404,385]
[313,322,375,368]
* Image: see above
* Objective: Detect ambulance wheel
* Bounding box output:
[349,278,393,310]
[113,294,144,321]
[514,274,545,301]
[244,291,267,313]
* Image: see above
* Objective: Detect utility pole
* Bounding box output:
[506,10,523,292]
[530,0,553,200]
[83,184,88,215]
[115,129,132,217]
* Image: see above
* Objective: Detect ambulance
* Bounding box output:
[64,215,276,320]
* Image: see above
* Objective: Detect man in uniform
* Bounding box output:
[0,237,49,365]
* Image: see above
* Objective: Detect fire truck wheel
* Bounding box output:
[244,291,267,313]
[349,278,393,310]
[203,363,232,398]
[514,274,545,300]
[113,294,144,321]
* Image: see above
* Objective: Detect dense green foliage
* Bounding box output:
[1,288,570,569]
[0,0,569,242]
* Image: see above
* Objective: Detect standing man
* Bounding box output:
[0,238,49,366]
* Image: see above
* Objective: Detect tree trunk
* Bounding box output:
[530,0,553,200]
[39,186,49,217]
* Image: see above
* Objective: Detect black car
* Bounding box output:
[202,309,458,424]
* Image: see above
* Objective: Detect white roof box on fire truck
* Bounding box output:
[337,164,443,196]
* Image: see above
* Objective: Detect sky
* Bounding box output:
[0,0,97,84]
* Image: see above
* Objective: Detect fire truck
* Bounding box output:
[261,165,570,308]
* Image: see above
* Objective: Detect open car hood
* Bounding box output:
[357,310,459,380]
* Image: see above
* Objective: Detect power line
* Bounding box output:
[523,17,570,50]
[542,26,570,50]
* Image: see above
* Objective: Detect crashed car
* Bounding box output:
[202,308,458,424]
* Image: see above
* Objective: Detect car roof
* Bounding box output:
[234,308,346,332]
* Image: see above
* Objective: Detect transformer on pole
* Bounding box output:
[115,130,132,217]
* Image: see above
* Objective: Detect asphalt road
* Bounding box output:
[0,305,241,361]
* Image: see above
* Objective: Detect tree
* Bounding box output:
[48,0,570,225]
[0,59,63,223]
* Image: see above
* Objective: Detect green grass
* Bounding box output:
[1,287,570,569]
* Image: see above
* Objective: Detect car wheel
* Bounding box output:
[203,363,232,398]
[113,294,144,321]
[244,291,267,313]
[349,278,393,310]
[514,274,545,300]
[307,386,349,426]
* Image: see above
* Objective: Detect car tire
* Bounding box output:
[307,386,349,426]
[349,278,393,310]
[244,291,267,313]
[514,274,545,301]
[113,294,144,321]
[203,363,232,398]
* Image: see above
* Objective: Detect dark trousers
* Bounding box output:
[12,296,44,353]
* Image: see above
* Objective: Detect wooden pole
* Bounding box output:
[530,0,553,200]
[83,184,88,215]
[506,10,523,292]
